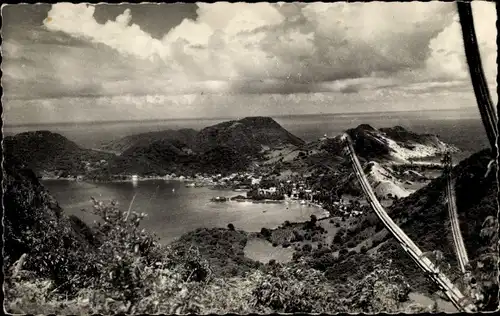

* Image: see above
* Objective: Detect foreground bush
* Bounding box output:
[4,198,433,314]
[5,198,211,314]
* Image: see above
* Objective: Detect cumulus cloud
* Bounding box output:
[40,1,497,92]
[2,1,497,123]
[426,1,497,83]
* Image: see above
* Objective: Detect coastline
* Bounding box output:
[40,175,330,217]
[40,175,216,184]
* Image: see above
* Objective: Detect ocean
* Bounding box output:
[8,108,490,244]
[4,107,489,153]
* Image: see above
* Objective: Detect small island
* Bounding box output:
[210,196,228,202]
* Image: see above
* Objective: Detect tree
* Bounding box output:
[260,227,271,238]
[310,215,317,225]
[302,244,312,252]
[227,223,235,231]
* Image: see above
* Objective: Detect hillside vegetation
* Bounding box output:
[4,156,434,314]
[100,128,198,154]
[4,131,114,177]
[6,120,457,182]
[265,149,498,311]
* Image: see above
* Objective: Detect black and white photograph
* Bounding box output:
[2,1,498,314]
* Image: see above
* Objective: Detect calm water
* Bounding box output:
[43,180,326,244]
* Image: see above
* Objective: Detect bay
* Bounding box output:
[43,179,326,244]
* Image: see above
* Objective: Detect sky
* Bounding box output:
[2,1,497,124]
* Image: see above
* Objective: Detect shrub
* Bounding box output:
[227,223,235,231]
[292,252,302,261]
[346,241,356,248]
[260,228,272,238]
[272,242,278,247]
[251,266,343,313]
[302,244,312,252]
[282,242,291,248]
[310,215,317,225]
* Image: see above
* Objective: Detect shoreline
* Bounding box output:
[40,175,216,184]
[41,176,330,216]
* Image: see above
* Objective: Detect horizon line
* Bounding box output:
[4,106,476,128]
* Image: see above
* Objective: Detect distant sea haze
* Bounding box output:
[4,108,488,153]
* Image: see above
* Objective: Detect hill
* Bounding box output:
[254,148,497,311]
[6,148,493,313]
[5,123,457,182]
[194,116,305,157]
[4,131,114,178]
[269,124,456,172]
[264,125,456,198]
[3,156,98,291]
[100,128,198,155]
[104,142,251,178]
[104,139,195,177]
[344,124,458,163]
[326,149,497,309]
[98,117,303,177]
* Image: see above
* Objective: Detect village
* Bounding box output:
[168,170,374,220]
[51,155,388,221]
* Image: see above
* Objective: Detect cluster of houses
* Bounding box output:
[82,159,108,171]
[124,171,265,189]
[252,176,367,218]
[119,169,366,219]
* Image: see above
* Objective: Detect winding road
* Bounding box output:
[340,133,477,312]
[445,166,470,273]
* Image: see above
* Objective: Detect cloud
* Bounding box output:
[1,1,497,123]
[426,1,497,84]
[38,2,495,93]
[4,89,481,125]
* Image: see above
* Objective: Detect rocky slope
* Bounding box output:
[271,124,457,198]
[256,148,497,311]
[364,162,412,198]
[331,148,498,309]
[281,124,457,171]
[346,124,458,163]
